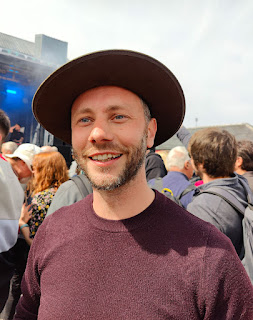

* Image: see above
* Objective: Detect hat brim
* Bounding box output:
[6,153,32,172]
[33,50,185,146]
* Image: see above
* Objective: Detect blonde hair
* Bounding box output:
[32,152,69,194]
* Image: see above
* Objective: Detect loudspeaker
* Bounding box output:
[53,137,72,168]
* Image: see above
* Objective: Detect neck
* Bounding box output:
[202,172,231,184]
[235,168,247,175]
[169,167,189,179]
[92,170,155,220]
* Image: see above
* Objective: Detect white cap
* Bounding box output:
[6,143,41,171]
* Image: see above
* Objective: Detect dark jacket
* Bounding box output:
[145,150,167,181]
[187,174,251,256]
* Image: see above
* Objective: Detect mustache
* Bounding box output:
[74,142,129,158]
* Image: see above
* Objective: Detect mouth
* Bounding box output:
[89,153,122,162]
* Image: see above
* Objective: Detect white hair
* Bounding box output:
[1,141,18,154]
[166,146,190,170]
[41,145,58,152]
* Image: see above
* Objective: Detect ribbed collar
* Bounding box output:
[84,190,162,233]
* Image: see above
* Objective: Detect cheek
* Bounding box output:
[118,129,145,148]
[71,128,88,149]
[25,166,32,176]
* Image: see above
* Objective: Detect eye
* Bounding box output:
[113,114,128,122]
[79,117,92,125]
[115,115,125,120]
[81,118,90,123]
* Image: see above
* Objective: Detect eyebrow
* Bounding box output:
[74,105,128,115]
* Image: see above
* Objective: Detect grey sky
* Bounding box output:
[1,0,252,127]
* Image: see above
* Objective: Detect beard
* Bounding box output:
[19,176,31,185]
[73,131,148,191]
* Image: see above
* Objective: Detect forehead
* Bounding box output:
[71,86,143,115]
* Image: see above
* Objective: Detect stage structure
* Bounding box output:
[0,33,72,166]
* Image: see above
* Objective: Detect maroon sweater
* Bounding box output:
[15,191,253,319]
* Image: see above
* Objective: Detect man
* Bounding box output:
[187,128,251,258]
[235,140,253,192]
[0,109,24,311]
[1,141,18,156]
[0,143,41,317]
[40,145,58,152]
[8,123,24,145]
[15,50,253,319]
[5,143,41,184]
[149,146,195,208]
[145,146,167,181]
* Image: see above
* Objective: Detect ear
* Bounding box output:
[191,159,203,173]
[184,160,189,170]
[146,118,157,149]
[235,156,243,169]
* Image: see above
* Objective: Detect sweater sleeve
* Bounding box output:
[14,218,49,319]
[199,226,253,319]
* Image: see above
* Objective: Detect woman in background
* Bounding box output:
[19,151,69,245]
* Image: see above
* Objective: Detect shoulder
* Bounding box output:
[51,179,81,201]
[48,189,92,218]
[154,191,213,238]
[163,171,188,184]
[35,194,93,242]
[187,188,224,220]
[46,180,84,216]
[146,152,163,164]
[56,179,78,192]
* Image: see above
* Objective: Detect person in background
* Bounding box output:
[187,128,251,258]
[8,124,24,146]
[5,144,41,185]
[149,146,195,208]
[0,143,41,319]
[1,151,68,319]
[145,146,167,181]
[40,145,58,152]
[1,142,18,157]
[155,150,169,170]
[235,140,253,193]
[0,110,24,312]
[19,151,69,245]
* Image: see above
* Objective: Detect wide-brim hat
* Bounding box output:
[33,50,185,146]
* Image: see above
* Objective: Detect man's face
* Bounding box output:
[190,158,203,179]
[71,86,156,191]
[15,124,21,131]
[186,159,194,180]
[7,157,32,181]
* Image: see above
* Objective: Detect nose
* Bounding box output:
[88,121,113,144]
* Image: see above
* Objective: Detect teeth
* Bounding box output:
[91,154,120,161]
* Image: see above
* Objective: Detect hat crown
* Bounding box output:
[14,144,41,160]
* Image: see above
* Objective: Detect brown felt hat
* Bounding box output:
[33,50,185,146]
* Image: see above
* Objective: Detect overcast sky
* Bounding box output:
[1,0,252,128]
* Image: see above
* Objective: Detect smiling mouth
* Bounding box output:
[89,153,122,162]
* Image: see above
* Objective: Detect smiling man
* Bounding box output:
[15,50,253,319]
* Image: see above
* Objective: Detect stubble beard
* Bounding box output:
[73,132,148,191]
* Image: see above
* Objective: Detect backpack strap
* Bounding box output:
[237,177,253,205]
[151,177,174,196]
[177,184,196,200]
[71,175,93,198]
[199,187,246,216]
[152,177,164,193]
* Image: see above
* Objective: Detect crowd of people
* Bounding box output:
[0,49,253,319]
